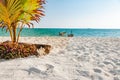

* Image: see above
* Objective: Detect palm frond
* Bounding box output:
[0,2,10,26]
[6,0,22,23]
[0,0,45,42]
[19,0,45,24]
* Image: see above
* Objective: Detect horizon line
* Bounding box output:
[21,27,120,29]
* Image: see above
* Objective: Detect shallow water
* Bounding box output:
[0,28,120,37]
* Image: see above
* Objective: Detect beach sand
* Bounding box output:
[0,37,120,80]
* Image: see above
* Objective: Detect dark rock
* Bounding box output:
[68,34,74,37]
[59,32,66,36]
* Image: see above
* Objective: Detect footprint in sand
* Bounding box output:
[93,68,102,73]
[114,77,120,80]
[103,61,116,69]
[76,70,90,78]
[45,64,54,73]
[109,69,120,75]
[22,64,54,78]
[22,67,48,78]
[91,74,103,80]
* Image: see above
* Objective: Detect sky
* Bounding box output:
[35,0,120,29]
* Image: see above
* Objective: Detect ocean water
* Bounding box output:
[0,28,120,37]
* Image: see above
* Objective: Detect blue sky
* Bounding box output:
[35,0,120,28]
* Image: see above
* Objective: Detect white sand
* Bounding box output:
[0,37,120,80]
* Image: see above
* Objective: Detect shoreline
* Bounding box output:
[0,37,120,80]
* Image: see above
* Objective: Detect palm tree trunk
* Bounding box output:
[8,26,13,42]
[12,26,16,43]
[9,29,13,42]
[17,28,23,43]
[17,23,24,42]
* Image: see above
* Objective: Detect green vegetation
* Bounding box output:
[0,41,37,59]
[0,0,45,43]
[0,0,47,59]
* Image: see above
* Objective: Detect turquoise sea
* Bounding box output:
[0,28,120,37]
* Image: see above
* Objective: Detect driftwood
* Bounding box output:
[35,44,52,56]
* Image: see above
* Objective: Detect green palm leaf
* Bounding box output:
[7,0,22,24]
[0,2,10,26]
[0,0,45,42]
[19,0,45,23]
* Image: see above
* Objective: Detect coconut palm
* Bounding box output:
[0,0,45,43]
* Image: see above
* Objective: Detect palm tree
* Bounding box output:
[0,0,45,43]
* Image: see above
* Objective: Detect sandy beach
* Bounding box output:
[0,37,120,80]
